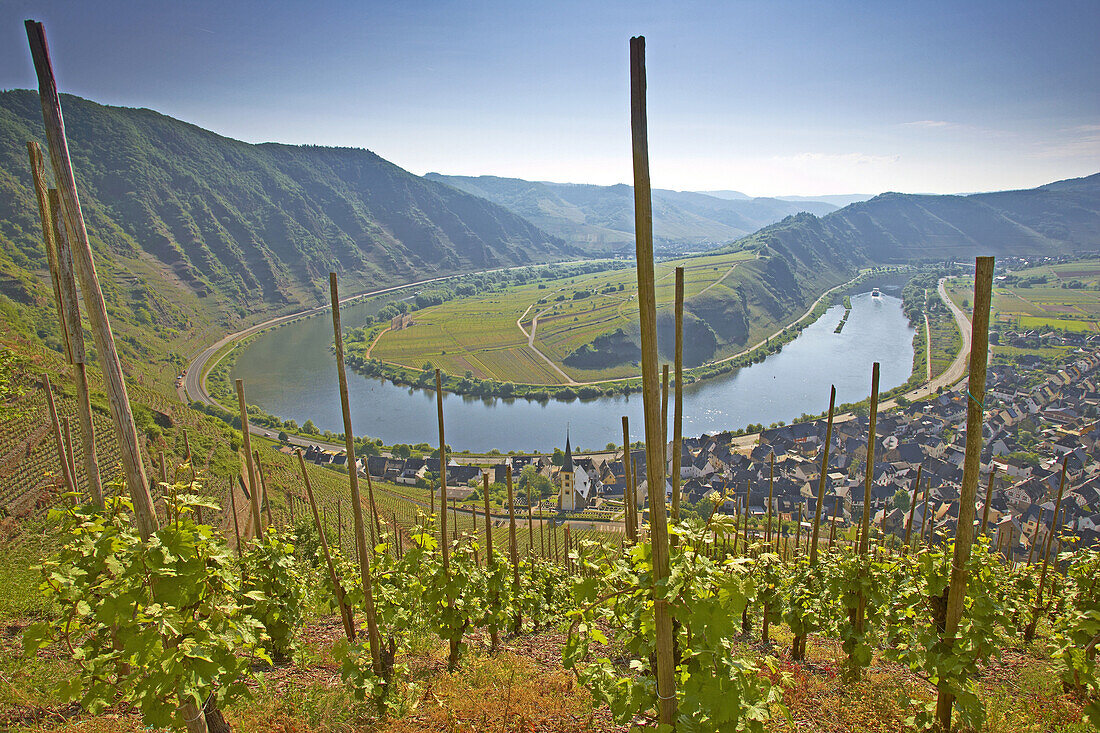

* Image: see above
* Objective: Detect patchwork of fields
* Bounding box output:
[369,251,757,384]
[944,259,1100,362]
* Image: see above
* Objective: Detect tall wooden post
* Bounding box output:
[329,273,381,675]
[298,451,356,642]
[435,370,450,570]
[1024,456,1068,641]
[671,267,684,525]
[26,21,154,540]
[829,497,840,547]
[743,483,751,547]
[904,466,923,549]
[920,483,931,546]
[28,144,103,507]
[859,363,881,556]
[853,361,881,661]
[622,416,636,543]
[766,453,775,544]
[43,375,76,497]
[980,468,997,538]
[661,364,669,450]
[1026,508,1044,566]
[254,451,274,529]
[936,256,995,729]
[630,35,676,727]
[507,465,521,633]
[235,380,262,535]
[228,482,242,557]
[809,386,836,564]
[526,478,534,553]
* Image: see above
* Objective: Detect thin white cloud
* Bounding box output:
[902,120,955,128]
[773,152,901,166]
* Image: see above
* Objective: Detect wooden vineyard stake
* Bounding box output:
[1026,508,1044,566]
[49,197,102,507]
[25,21,156,541]
[564,524,573,574]
[671,266,684,526]
[229,481,242,557]
[298,450,356,642]
[766,453,775,544]
[254,451,274,529]
[794,504,802,555]
[43,375,76,498]
[809,386,836,564]
[181,430,202,524]
[630,35,676,727]
[920,483,931,546]
[435,370,449,570]
[62,417,78,498]
[829,497,840,547]
[1024,456,1068,641]
[483,474,494,558]
[622,416,636,543]
[337,500,343,548]
[365,458,382,549]
[904,465,923,550]
[980,467,997,538]
[236,380,262,536]
[859,362,881,557]
[526,480,534,554]
[853,361,881,664]
[661,364,669,450]
[936,255,994,729]
[27,143,104,507]
[391,511,401,558]
[507,465,522,633]
[328,273,382,674]
[927,501,937,547]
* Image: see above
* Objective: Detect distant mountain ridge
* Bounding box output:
[699,190,872,208]
[0,90,567,320]
[424,173,839,252]
[726,173,1100,264]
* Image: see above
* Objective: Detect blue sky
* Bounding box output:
[2,0,1097,196]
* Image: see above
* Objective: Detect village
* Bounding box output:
[282,328,1100,560]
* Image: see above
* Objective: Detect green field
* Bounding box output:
[368,251,759,383]
[945,259,1100,364]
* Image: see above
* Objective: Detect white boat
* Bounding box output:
[871,287,881,297]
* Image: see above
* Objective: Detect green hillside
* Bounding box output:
[0,91,569,388]
[726,174,1100,264]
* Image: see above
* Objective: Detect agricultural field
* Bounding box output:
[945,259,1100,365]
[369,250,758,384]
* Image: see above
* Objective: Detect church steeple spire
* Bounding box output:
[563,429,573,472]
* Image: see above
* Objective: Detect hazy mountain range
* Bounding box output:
[425,173,842,252]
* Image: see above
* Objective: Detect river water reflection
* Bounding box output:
[230,290,914,452]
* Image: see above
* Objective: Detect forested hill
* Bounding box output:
[424,173,838,252]
[0,90,568,321]
[728,173,1100,264]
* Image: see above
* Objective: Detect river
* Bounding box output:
[229,288,914,452]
